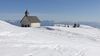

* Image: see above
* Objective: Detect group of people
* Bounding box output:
[67,23,80,28]
[55,23,80,28]
[73,23,80,28]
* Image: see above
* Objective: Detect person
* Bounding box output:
[73,23,77,28]
[77,24,80,27]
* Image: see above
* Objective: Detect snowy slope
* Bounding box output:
[0,20,100,56]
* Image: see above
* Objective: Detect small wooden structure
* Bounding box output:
[20,10,41,27]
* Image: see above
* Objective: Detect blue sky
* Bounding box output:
[0,0,100,22]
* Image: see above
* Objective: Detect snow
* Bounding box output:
[80,25,95,29]
[0,20,100,56]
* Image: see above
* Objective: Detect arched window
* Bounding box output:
[28,25,30,27]
[25,25,27,27]
[21,24,24,27]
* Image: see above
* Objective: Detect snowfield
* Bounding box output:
[0,20,100,56]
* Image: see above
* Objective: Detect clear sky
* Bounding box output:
[0,0,100,22]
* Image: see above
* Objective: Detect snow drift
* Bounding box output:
[0,20,100,56]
